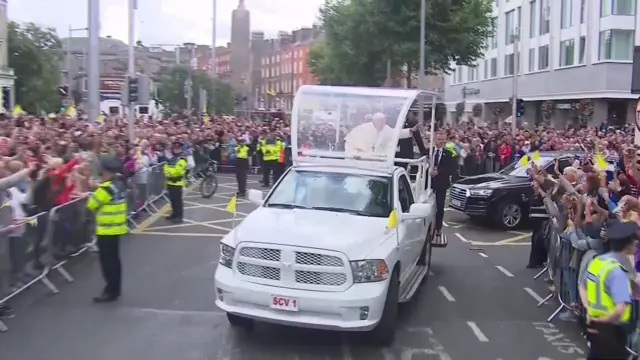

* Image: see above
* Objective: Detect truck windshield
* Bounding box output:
[265,170,392,218]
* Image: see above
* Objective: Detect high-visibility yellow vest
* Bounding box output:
[236,144,249,159]
[258,139,266,154]
[87,180,128,236]
[263,144,279,161]
[585,256,631,322]
[163,157,187,187]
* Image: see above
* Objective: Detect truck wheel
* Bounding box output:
[497,202,522,229]
[227,313,255,331]
[369,270,398,346]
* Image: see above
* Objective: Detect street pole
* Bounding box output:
[87,0,100,124]
[211,0,217,114]
[127,0,136,142]
[511,28,519,137]
[66,25,72,93]
[186,49,193,111]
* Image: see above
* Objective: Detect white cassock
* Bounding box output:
[344,122,413,156]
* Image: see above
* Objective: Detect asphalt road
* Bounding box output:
[0,174,588,360]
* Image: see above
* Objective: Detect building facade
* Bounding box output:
[250,31,266,108]
[230,0,251,101]
[1,0,14,110]
[215,45,231,83]
[444,0,637,127]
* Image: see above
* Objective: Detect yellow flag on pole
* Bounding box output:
[12,105,23,116]
[594,154,608,171]
[225,194,237,215]
[531,150,540,161]
[386,209,398,230]
[518,154,529,166]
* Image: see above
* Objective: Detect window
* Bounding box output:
[491,57,498,77]
[484,59,489,79]
[457,69,463,83]
[528,48,536,71]
[579,36,586,63]
[602,0,636,16]
[538,45,550,69]
[561,0,572,28]
[505,10,515,44]
[451,69,457,84]
[491,17,498,48]
[505,53,514,75]
[397,175,414,213]
[560,39,575,66]
[468,67,477,81]
[599,29,634,60]
[580,0,586,23]
[530,0,537,38]
[539,0,550,35]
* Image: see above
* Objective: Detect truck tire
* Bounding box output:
[227,313,255,331]
[369,270,399,346]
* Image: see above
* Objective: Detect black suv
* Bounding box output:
[448,152,578,229]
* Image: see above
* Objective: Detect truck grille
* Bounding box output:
[234,244,351,291]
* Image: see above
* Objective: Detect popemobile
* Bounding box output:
[214,85,445,344]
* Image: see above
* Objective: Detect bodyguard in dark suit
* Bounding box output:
[426,132,455,238]
[395,113,427,172]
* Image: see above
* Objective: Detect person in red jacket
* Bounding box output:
[498,140,513,169]
[48,155,80,206]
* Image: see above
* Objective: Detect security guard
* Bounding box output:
[581,219,636,360]
[163,141,187,222]
[235,137,250,197]
[261,134,279,187]
[273,134,286,182]
[257,132,267,184]
[87,156,128,303]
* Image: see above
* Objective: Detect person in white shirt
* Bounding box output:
[344,112,418,155]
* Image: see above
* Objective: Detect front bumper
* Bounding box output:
[449,188,490,216]
[214,266,388,331]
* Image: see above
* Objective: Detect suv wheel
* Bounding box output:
[227,313,255,331]
[368,270,398,346]
[497,203,522,229]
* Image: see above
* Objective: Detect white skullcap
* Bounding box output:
[372,112,386,121]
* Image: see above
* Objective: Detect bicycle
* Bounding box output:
[200,159,219,198]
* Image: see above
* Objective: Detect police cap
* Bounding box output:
[583,218,638,243]
[99,155,122,173]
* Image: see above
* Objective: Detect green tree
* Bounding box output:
[9,22,63,113]
[156,65,235,114]
[309,0,494,86]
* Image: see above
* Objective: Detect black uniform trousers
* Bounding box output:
[236,158,248,195]
[97,235,121,297]
[586,322,628,359]
[262,160,276,186]
[433,186,447,234]
[167,184,184,219]
[274,162,285,183]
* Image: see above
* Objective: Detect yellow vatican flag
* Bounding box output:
[386,209,398,230]
[96,114,104,123]
[225,194,237,215]
[594,154,608,171]
[203,114,210,124]
[65,105,75,117]
[12,105,23,116]
[518,154,529,166]
[531,150,540,161]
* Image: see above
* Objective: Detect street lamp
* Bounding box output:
[65,26,89,103]
[184,42,196,112]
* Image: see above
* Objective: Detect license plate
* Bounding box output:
[450,200,462,207]
[270,295,299,312]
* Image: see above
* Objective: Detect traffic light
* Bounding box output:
[128,76,139,104]
[516,98,525,117]
[2,87,11,111]
[57,85,69,97]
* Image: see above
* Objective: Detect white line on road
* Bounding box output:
[438,286,456,302]
[442,221,449,227]
[466,321,490,342]
[478,252,488,258]
[495,265,514,277]
[524,287,545,303]
[496,265,513,277]
[454,233,469,243]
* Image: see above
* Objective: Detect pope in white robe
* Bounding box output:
[344,112,414,156]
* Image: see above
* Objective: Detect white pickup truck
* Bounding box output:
[214,85,443,344]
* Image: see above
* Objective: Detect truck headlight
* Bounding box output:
[350,260,389,283]
[469,189,493,197]
[219,243,235,268]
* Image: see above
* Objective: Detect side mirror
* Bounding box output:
[247,189,263,205]
[403,203,433,220]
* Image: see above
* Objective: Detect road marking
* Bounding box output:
[508,230,530,235]
[429,271,435,276]
[478,252,488,258]
[466,321,489,342]
[495,233,531,244]
[438,286,456,302]
[495,266,514,277]
[454,232,469,243]
[136,231,224,237]
[454,232,531,246]
[183,219,233,232]
[442,221,449,227]
[132,183,198,233]
[524,287,545,303]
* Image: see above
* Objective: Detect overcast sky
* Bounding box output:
[9,0,324,47]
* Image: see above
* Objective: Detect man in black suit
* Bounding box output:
[395,112,427,171]
[427,132,455,239]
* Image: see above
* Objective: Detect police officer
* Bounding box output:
[87,156,128,303]
[163,141,187,222]
[273,133,286,182]
[261,134,279,187]
[235,136,250,197]
[581,219,636,360]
